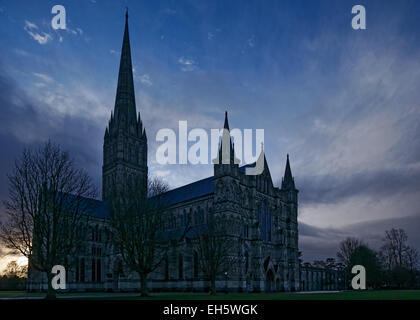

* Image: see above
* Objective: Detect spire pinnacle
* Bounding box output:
[113,10,137,130]
[224,110,230,130]
[216,110,240,165]
[282,154,295,190]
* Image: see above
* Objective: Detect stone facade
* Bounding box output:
[300,267,346,291]
[27,13,301,293]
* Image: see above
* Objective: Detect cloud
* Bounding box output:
[296,166,420,205]
[164,8,177,16]
[178,57,197,72]
[253,27,420,239]
[24,20,52,45]
[138,74,152,86]
[1,3,419,263]
[24,20,38,29]
[299,215,420,263]
[154,170,171,178]
[32,72,54,84]
[247,35,255,47]
[110,49,120,56]
[0,65,107,196]
[67,27,83,36]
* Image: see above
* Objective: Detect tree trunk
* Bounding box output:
[210,276,216,295]
[45,271,57,300]
[140,273,149,297]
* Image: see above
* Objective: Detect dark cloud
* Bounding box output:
[299,222,347,239]
[0,65,103,209]
[294,166,420,205]
[343,214,420,251]
[299,215,420,263]
[1,1,420,265]
[299,222,353,263]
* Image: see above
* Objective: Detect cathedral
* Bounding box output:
[27,13,302,293]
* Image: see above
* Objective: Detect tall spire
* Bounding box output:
[102,11,148,202]
[223,110,230,130]
[217,111,240,165]
[282,154,296,190]
[113,10,137,128]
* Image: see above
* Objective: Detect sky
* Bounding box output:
[0,0,420,269]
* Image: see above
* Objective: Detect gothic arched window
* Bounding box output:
[95,225,99,242]
[258,202,272,242]
[182,209,188,226]
[178,254,183,279]
[75,257,80,282]
[245,251,249,274]
[188,208,192,225]
[96,258,101,282]
[267,207,272,242]
[80,258,85,282]
[91,259,96,282]
[164,256,169,280]
[193,251,199,279]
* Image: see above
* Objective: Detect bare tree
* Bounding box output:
[110,176,171,296]
[336,237,364,268]
[148,177,170,197]
[312,260,326,269]
[193,215,238,295]
[325,258,337,269]
[380,228,417,271]
[405,247,419,272]
[3,261,28,278]
[0,141,96,298]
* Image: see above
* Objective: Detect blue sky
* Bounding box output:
[1,0,420,265]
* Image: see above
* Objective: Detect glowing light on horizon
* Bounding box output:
[17,256,28,267]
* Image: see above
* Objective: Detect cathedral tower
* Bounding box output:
[281,154,298,203]
[102,11,148,202]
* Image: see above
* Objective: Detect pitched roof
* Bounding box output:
[239,162,256,173]
[66,176,213,220]
[156,176,214,206]
[60,193,111,219]
[84,198,112,219]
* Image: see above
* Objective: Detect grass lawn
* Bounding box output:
[0,291,44,298]
[1,290,420,300]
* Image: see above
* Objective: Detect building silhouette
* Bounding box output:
[28,12,343,293]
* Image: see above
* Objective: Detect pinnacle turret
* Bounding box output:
[281,154,296,190]
[217,111,239,165]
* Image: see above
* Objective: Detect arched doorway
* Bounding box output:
[276,278,280,291]
[265,269,275,292]
[113,260,123,292]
